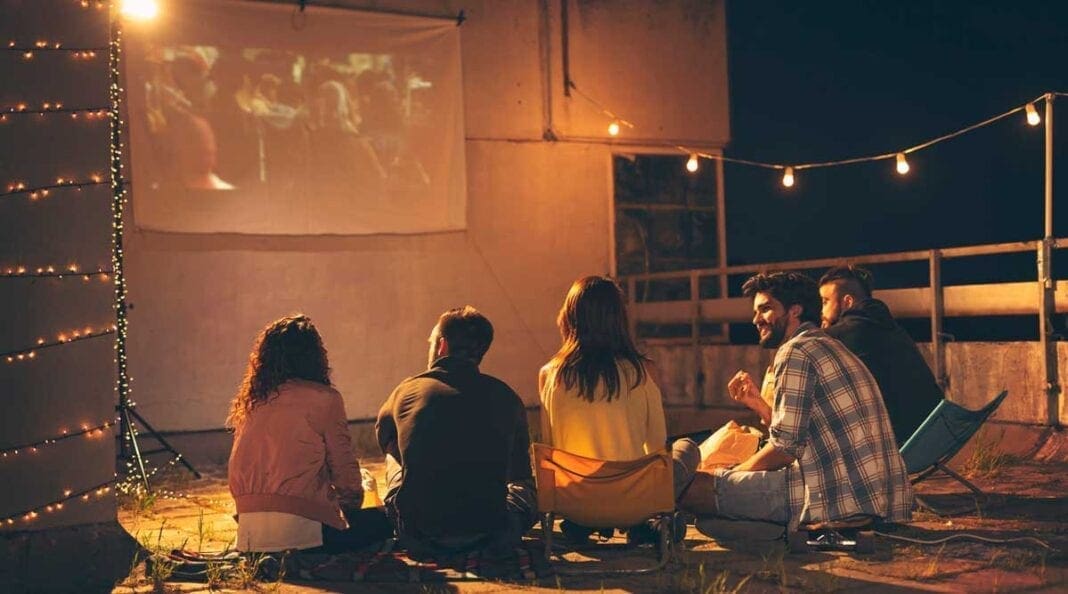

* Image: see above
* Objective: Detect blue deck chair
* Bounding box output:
[898,390,1009,501]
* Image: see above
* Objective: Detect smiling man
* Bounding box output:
[679,272,912,530]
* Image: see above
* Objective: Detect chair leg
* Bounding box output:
[655,513,672,570]
[542,512,555,561]
[913,494,942,516]
[935,463,985,497]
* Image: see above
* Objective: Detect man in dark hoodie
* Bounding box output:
[818,266,943,444]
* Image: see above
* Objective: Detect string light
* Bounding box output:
[1026,102,1041,126]
[1,106,109,120]
[1,420,116,460]
[571,81,1051,189]
[3,44,105,56]
[895,152,910,175]
[1,176,109,199]
[1,326,117,364]
[0,264,112,280]
[1,481,115,526]
[782,166,795,188]
[686,153,700,173]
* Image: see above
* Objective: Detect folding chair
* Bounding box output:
[898,390,1009,508]
[531,443,676,575]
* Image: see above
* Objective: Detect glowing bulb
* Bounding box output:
[607,121,620,136]
[686,154,699,173]
[1026,102,1040,126]
[121,0,159,20]
[896,153,910,175]
[782,167,795,188]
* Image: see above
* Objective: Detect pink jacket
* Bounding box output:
[228,380,363,530]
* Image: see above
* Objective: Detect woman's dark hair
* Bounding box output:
[226,315,331,429]
[741,271,821,324]
[548,276,647,402]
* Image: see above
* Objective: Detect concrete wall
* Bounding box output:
[124,0,731,430]
[0,1,116,532]
[648,341,1068,427]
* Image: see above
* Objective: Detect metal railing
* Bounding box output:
[621,237,1066,426]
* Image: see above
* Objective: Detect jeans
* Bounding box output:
[708,467,790,525]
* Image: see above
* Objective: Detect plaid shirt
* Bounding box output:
[768,322,912,527]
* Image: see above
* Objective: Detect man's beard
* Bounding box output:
[758,316,789,348]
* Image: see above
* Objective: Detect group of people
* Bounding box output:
[227,266,942,554]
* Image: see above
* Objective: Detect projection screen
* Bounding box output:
[125,0,466,235]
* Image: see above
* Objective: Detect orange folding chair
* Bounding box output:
[531,443,677,575]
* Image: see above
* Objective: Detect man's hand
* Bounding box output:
[728,370,763,410]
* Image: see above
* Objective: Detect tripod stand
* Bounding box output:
[116,398,201,491]
[109,6,198,491]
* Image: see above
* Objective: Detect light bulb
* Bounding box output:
[1026,102,1040,126]
[121,0,159,21]
[607,121,620,136]
[782,167,795,188]
[686,154,699,173]
[896,153,910,175]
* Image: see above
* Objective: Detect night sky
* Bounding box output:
[722,0,1068,340]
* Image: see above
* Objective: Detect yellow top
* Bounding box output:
[539,361,667,461]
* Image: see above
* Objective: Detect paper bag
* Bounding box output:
[697,420,761,469]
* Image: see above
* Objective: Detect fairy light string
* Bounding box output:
[1,480,116,526]
[1,326,117,363]
[1,106,110,120]
[1,178,108,200]
[1,419,116,460]
[1,265,112,280]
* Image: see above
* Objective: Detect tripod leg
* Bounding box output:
[121,406,151,492]
[129,407,201,479]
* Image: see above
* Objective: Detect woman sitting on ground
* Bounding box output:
[539,276,699,542]
[227,315,391,553]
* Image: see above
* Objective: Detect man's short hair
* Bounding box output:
[818,265,874,299]
[741,271,821,325]
[437,306,494,364]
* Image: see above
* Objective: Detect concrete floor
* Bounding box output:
[111,454,1068,594]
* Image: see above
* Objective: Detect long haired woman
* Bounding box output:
[539,277,698,542]
[227,315,390,553]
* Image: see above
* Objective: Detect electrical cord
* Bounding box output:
[875,531,1057,551]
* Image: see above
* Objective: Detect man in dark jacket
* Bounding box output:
[376,306,536,553]
[818,266,943,444]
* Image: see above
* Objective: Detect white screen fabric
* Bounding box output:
[125,0,466,235]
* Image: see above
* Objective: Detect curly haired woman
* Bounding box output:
[227,315,390,553]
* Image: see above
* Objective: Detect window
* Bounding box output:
[613,153,724,340]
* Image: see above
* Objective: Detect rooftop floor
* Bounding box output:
[112,456,1067,593]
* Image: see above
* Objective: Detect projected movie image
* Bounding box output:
[125,4,466,235]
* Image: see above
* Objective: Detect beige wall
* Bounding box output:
[124,0,732,430]
[0,0,729,533]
